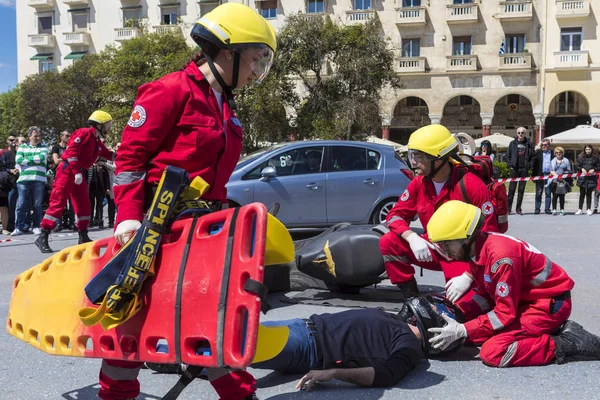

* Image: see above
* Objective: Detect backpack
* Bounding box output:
[456,155,509,233]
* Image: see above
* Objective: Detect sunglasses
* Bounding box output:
[541,144,549,147]
[517,131,525,134]
[8,138,16,141]
[555,152,563,155]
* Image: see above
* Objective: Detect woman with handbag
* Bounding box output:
[550,146,571,216]
[574,145,600,215]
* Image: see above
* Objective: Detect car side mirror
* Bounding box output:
[260,166,277,181]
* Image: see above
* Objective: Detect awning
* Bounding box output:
[158,2,180,7]
[198,0,220,3]
[30,53,53,61]
[65,51,88,60]
[121,5,142,9]
[67,7,90,13]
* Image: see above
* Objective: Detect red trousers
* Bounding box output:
[379,231,491,321]
[41,163,91,231]
[98,359,256,400]
[475,297,571,367]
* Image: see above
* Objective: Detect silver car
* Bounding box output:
[226,140,413,228]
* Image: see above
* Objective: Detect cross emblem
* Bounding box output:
[483,203,493,214]
[131,111,141,122]
[498,285,507,295]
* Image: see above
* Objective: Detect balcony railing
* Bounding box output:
[498,53,532,70]
[299,13,327,22]
[398,57,426,73]
[63,32,90,46]
[63,0,88,5]
[114,27,142,42]
[556,0,590,18]
[497,1,533,21]
[395,6,426,26]
[446,55,478,71]
[152,25,183,36]
[554,50,589,68]
[27,0,55,8]
[446,3,478,24]
[28,34,56,48]
[345,10,376,24]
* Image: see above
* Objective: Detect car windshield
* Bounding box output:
[235,144,287,171]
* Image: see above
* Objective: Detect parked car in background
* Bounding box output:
[226,140,413,228]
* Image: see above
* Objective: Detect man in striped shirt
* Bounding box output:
[11,126,48,236]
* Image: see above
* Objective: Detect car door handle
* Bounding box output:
[363,179,378,185]
[306,183,321,190]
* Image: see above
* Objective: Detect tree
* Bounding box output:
[277,14,401,140]
[91,32,195,144]
[0,87,27,143]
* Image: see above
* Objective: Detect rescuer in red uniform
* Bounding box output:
[379,124,498,320]
[427,200,600,367]
[99,3,277,400]
[35,111,114,253]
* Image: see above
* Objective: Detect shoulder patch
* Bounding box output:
[491,257,513,274]
[496,282,510,297]
[74,137,81,144]
[230,117,242,128]
[484,274,492,283]
[482,201,494,216]
[127,105,147,128]
[400,189,410,202]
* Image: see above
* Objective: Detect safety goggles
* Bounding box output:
[240,46,274,84]
[407,150,435,164]
[431,242,452,261]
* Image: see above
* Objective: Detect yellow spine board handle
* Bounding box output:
[264,214,294,266]
[253,324,290,363]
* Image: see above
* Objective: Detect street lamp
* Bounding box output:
[459,107,469,126]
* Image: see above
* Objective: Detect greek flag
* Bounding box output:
[499,40,506,55]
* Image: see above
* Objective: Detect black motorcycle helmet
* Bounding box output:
[396,294,466,357]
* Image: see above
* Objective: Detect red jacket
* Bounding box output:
[464,233,574,340]
[385,166,499,236]
[114,62,243,224]
[62,127,114,173]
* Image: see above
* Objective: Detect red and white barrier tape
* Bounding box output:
[495,171,600,184]
[0,238,12,243]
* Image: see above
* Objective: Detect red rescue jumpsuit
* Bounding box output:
[100,62,253,400]
[379,166,499,320]
[463,232,574,367]
[41,127,113,231]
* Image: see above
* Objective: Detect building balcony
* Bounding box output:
[63,32,90,46]
[28,34,56,48]
[345,10,376,24]
[498,53,532,70]
[27,0,55,8]
[398,57,426,73]
[556,0,590,18]
[446,3,478,24]
[395,6,426,26]
[446,55,478,72]
[299,13,327,22]
[153,25,183,36]
[63,0,88,5]
[553,50,589,69]
[114,27,142,42]
[497,1,533,21]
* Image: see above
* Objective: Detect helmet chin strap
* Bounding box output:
[204,52,240,110]
[427,157,449,179]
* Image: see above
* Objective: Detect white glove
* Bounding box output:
[114,219,142,246]
[445,273,474,303]
[405,233,434,262]
[74,173,83,185]
[428,314,467,351]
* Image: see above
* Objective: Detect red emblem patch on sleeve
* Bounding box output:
[127,105,147,128]
[400,190,410,202]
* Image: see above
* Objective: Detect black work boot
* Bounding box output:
[78,229,92,244]
[35,229,54,253]
[552,320,600,364]
[396,278,421,298]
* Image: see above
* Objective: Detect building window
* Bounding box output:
[506,34,525,53]
[355,0,371,10]
[307,0,324,13]
[453,0,472,4]
[401,39,420,57]
[560,27,582,51]
[507,94,521,105]
[39,60,54,74]
[162,6,179,25]
[402,0,421,6]
[200,2,219,17]
[123,8,141,28]
[72,12,88,33]
[452,36,472,55]
[259,0,277,19]
[38,15,53,34]
[459,96,474,106]
[557,91,579,115]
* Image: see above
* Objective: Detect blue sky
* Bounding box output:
[0,0,17,94]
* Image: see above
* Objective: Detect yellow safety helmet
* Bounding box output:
[88,110,112,125]
[427,200,483,243]
[191,3,276,84]
[408,124,458,159]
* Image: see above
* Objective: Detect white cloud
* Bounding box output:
[0,0,15,7]
[0,63,10,69]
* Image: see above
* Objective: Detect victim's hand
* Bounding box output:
[296,369,336,392]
